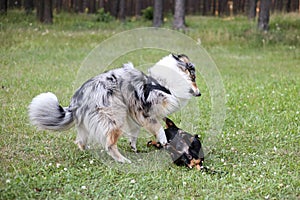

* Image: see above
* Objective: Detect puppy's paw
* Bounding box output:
[147,141,154,147]
[147,141,163,149]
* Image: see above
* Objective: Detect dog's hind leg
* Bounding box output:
[106,128,131,163]
[75,125,89,150]
[129,126,140,152]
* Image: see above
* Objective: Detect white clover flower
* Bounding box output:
[130,179,136,184]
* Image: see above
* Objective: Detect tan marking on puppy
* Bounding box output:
[193,159,201,165]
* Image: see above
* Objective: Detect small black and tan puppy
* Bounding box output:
[148,118,204,170]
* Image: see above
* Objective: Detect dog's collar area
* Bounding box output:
[143,83,171,100]
[147,84,170,94]
[143,77,171,101]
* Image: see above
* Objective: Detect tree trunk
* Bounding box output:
[73,0,80,12]
[110,0,119,18]
[135,0,142,19]
[118,0,125,21]
[202,0,209,15]
[54,0,62,13]
[232,0,239,14]
[0,0,7,14]
[99,0,104,9]
[24,0,34,15]
[153,0,163,27]
[258,0,271,31]
[218,0,228,16]
[186,0,198,14]
[37,0,53,24]
[8,0,21,8]
[88,0,96,13]
[248,0,257,20]
[286,0,291,12]
[212,0,217,15]
[291,0,299,12]
[61,0,70,12]
[173,0,186,29]
[275,0,284,11]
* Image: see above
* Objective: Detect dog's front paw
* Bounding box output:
[130,142,138,153]
[157,127,168,145]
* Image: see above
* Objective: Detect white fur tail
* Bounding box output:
[28,92,74,131]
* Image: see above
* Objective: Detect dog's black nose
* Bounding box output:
[192,88,201,97]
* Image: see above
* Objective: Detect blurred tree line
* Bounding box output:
[0,0,299,31]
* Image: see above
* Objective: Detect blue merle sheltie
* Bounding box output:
[28,54,201,163]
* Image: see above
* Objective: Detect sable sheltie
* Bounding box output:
[28,54,201,163]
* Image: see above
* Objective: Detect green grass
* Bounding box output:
[1,11,299,199]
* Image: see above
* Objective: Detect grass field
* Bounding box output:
[1,11,299,199]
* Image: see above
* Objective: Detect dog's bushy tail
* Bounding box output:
[28,92,74,131]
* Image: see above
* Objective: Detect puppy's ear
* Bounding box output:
[165,117,175,128]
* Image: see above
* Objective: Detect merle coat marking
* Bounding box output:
[28,54,201,163]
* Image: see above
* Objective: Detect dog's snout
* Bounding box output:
[195,92,201,97]
[191,82,201,97]
[193,88,201,97]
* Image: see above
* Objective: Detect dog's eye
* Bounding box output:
[186,63,196,81]
[190,74,196,82]
[186,63,195,71]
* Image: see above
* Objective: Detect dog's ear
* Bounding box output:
[172,54,189,72]
[165,117,176,128]
[172,54,180,61]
